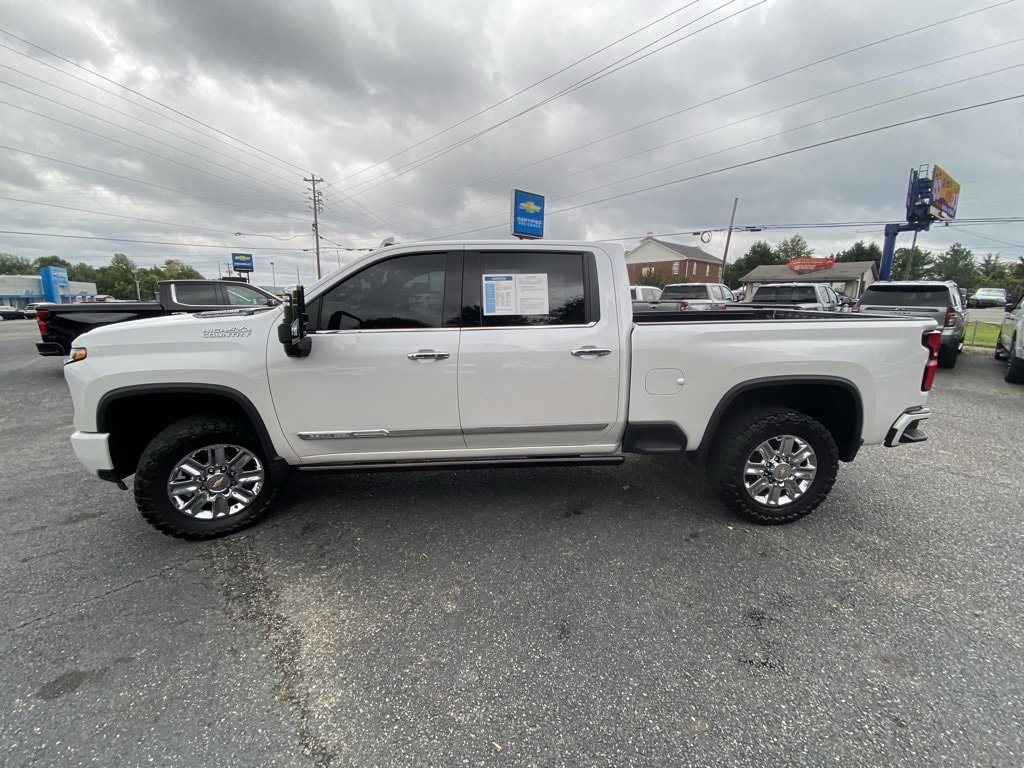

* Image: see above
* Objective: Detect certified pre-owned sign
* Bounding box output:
[510,189,544,239]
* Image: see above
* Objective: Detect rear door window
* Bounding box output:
[173,284,220,305]
[463,251,594,327]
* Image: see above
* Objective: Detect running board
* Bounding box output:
[296,455,626,473]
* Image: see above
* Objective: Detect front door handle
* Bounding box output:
[571,347,613,357]
[407,349,450,361]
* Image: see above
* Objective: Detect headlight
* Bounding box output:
[66,347,88,363]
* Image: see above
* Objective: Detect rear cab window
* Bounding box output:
[860,285,951,307]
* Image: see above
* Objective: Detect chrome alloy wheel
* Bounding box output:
[166,444,264,520]
[742,434,817,507]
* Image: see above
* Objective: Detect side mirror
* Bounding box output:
[277,286,312,358]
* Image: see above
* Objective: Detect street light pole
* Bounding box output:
[270,261,276,291]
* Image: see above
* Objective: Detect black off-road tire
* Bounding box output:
[134,414,279,540]
[707,406,839,525]
[937,344,958,369]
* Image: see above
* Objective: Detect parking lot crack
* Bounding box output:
[211,537,334,768]
[2,553,211,635]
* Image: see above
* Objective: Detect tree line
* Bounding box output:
[0,252,205,300]
[636,234,1023,298]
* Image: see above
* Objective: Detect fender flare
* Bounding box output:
[696,375,864,463]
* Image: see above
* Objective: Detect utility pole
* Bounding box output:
[270,261,276,291]
[720,197,739,282]
[304,175,324,280]
[902,229,919,280]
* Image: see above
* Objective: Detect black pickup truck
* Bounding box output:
[35,279,280,356]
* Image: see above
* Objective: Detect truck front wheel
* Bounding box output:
[134,415,279,540]
[707,407,838,525]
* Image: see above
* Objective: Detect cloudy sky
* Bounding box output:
[0,0,1022,286]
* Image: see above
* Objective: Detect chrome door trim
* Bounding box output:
[462,423,609,435]
[298,428,463,440]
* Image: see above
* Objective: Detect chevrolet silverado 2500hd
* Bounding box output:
[64,240,940,540]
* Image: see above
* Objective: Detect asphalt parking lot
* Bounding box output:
[1,318,1022,767]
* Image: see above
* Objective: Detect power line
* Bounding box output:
[0,59,306,189]
[0,229,310,250]
[322,0,1019,219]
[0,195,263,235]
[0,143,312,223]
[325,0,704,188]
[425,93,1024,240]
[948,226,1024,248]
[401,65,1022,238]
[339,40,1024,233]
[328,0,765,200]
[0,97,307,207]
[0,29,311,175]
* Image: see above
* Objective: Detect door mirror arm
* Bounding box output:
[278,286,312,358]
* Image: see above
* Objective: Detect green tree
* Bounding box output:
[0,253,34,274]
[926,243,981,290]
[33,255,73,271]
[636,268,667,288]
[724,240,781,288]
[833,240,881,264]
[977,253,1008,285]
[160,259,205,279]
[891,247,934,281]
[773,234,812,262]
[68,262,100,283]
[96,253,140,299]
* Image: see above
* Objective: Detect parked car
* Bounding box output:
[633,282,737,312]
[0,305,30,320]
[21,303,42,319]
[629,285,662,302]
[747,283,843,312]
[853,281,965,368]
[996,294,1024,384]
[64,239,941,540]
[967,287,1008,308]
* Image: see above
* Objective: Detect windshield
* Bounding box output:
[661,285,709,299]
[860,285,948,307]
[753,286,818,302]
[973,288,1005,297]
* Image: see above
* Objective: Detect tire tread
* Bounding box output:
[707,406,838,525]
[134,414,278,540]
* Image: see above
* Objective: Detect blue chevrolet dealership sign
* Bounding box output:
[231,252,254,272]
[510,189,544,239]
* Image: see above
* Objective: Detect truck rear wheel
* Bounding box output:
[707,407,838,525]
[134,415,279,540]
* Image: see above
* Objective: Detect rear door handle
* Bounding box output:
[407,349,450,361]
[571,347,613,357]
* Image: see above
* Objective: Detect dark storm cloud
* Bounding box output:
[0,0,1022,280]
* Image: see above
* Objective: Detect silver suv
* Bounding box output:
[854,281,966,368]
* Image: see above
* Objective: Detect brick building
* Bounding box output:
[624,236,722,285]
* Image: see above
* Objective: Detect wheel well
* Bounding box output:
[698,380,862,464]
[98,390,272,479]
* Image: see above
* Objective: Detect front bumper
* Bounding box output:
[884,406,932,447]
[70,431,114,474]
[36,342,65,356]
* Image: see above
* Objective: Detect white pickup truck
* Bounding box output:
[64,240,941,540]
